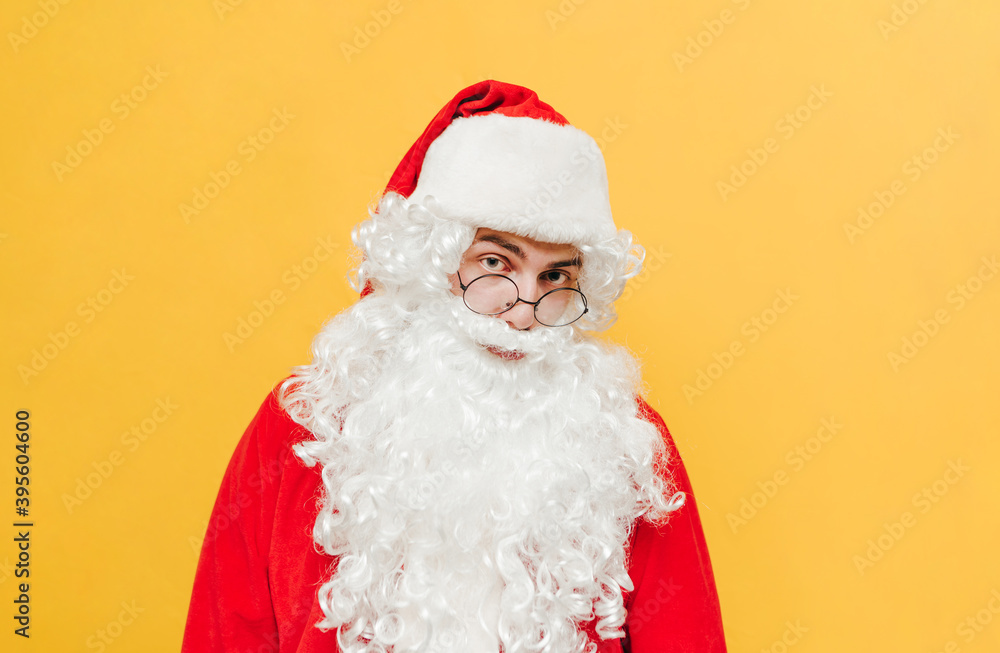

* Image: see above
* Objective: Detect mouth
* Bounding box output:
[484,345,526,361]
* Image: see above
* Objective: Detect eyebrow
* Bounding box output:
[475,234,582,269]
[550,257,582,269]
[476,234,525,259]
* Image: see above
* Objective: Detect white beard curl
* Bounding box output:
[280,289,682,653]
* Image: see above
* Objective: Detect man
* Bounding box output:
[182,81,726,653]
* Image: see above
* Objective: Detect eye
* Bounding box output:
[541,270,572,285]
[480,256,509,273]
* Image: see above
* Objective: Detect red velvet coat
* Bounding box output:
[182,388,726,652]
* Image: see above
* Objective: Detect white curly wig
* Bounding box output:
[349,191,645,334]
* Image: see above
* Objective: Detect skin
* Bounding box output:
[449,228,582,331]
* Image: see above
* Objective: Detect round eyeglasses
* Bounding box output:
[457,271,588,327]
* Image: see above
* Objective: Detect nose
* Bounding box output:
[503,279,541,330]
[504,301,536,330]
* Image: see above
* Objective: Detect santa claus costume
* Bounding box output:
[182,80,727,653]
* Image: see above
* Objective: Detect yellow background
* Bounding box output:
[2,0,998,651]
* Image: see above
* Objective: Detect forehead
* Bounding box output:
[467,228,579,261]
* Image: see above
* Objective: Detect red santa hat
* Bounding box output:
[384,80,617,247]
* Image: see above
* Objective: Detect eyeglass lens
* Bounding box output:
[463,275,586,327]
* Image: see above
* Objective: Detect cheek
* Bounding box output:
[448,272,463,297]
[450,258,477,297]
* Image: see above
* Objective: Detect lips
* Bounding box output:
[484,345,526,361]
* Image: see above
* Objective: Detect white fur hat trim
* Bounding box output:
[409,113,616,246]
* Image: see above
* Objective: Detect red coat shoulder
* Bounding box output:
[625,398,728,652]
[182,387,336,653]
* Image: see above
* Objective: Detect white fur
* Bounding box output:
[409,114,616,247]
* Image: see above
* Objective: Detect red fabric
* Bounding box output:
[181,388,726,653]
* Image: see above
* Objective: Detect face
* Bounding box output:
[450,229,581,331]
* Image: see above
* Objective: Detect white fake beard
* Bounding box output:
[286,292,671,653]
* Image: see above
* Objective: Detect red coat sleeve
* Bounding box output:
[182,390,302,653]
[623,400,727,652]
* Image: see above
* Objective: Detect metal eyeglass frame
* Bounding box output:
[456,271,589,327]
